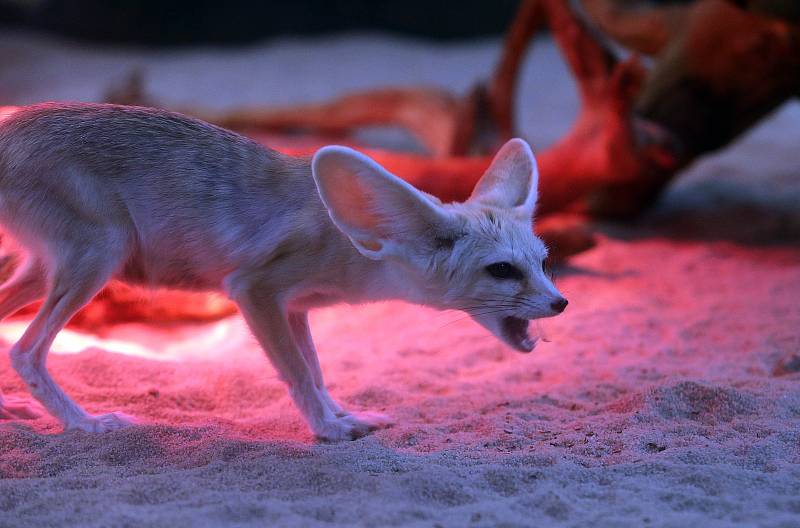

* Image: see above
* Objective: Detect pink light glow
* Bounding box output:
[0,317,246,362]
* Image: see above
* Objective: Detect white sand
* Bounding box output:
[0,31,798,528]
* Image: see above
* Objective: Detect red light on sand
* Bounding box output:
[0,106,19,122]
[0,317,246,362]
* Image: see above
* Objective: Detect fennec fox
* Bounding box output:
[0,103,567,441]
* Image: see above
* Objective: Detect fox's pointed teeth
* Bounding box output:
[501,316,537,353]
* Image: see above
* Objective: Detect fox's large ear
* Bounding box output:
[469,138,538,216]
[312,146,454,260]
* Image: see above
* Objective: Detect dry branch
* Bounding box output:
[578,1,800,56]
[578,0,690,55]
[637,0,800,157]
[78,0,800,326]
[104,0,799,220]
[195,88,463,158]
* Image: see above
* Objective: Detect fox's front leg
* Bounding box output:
[232,282,384,441]
[288,311,392,429]
[287,311,345,416]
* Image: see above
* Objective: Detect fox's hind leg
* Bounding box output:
[9,230,136,431]
[0,256,47,420]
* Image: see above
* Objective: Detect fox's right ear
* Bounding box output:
[312,146,454,260]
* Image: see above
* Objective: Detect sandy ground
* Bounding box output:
[0,31,799,527]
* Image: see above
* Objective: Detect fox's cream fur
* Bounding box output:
[0,103,566,441]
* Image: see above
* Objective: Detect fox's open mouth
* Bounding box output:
[501,316,536,352]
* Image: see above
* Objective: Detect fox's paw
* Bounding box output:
[320,389,346,417]
[314,412,392,442]
[69,411,138,433]
[344,411,393,429]
[0,396,45,420]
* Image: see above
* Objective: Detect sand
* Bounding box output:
[0,30,799,528]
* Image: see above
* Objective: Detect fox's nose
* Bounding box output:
[550,297,568,313]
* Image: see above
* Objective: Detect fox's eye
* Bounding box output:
[541,258,553,279]
[485,262,523,280]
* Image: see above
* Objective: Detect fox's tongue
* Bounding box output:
[502,316,537,352]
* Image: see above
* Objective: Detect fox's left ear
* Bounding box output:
[468,138,538,216]
[312,146,455,260]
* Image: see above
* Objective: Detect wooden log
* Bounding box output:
[637,0,800,158]
[578,1,800,55]
[578,0,690,55]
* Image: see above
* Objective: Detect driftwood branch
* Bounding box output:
[449,0,544,156]
[637,0,800,157]
[105,0,800,219]
[577,1,800,56]
[78,0,799,325]
[578,0,690,55]
[196,89,462,159]
[104,3,541,158]
[106,0,675,214]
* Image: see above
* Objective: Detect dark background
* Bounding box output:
[0,0,522,45]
